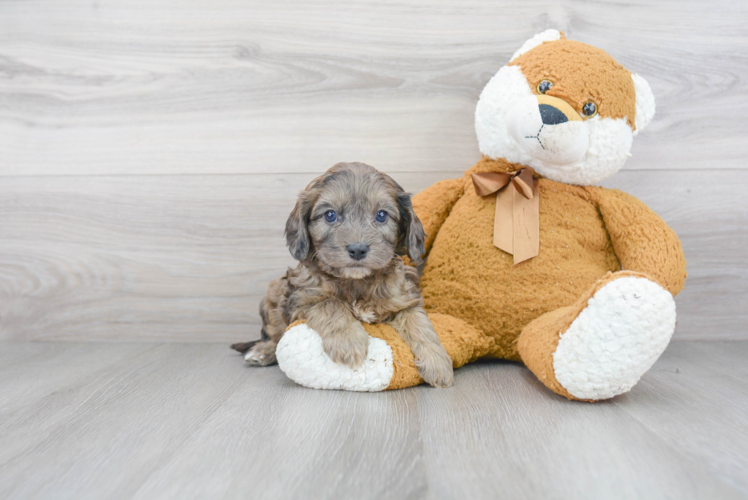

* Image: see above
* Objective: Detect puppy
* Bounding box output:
[232,162,454,387]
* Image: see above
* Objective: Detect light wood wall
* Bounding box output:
[1,0,746,342]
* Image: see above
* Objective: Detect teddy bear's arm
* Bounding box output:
[590,187,687,296]
[412,178,465,256]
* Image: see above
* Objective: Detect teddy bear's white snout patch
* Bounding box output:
[476,65,635,186]
[508,99,589,166]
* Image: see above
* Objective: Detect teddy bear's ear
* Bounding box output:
[510,29,562,62]
[631,73,656,135]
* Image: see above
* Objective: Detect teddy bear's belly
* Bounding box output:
[420,180,621,360]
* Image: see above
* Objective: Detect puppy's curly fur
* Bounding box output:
[232,162,454,388]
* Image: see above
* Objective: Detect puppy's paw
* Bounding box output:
[244,341,278,366]
[231,340,258,354]
[322,327,369,369]
[414,345,454,388]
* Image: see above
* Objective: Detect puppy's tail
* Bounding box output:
[230,340,259,354]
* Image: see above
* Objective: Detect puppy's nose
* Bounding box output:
[347,243,369,261]
[539,104,568,125]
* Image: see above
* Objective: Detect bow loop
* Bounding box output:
[512,168,535,199]
[471,167,540,265]
[471,172,512,197]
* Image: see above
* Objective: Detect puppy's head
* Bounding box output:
[285,162,425,279]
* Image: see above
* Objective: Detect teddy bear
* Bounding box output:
[274,30,687,401]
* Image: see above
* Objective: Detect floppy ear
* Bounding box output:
[397,192,426,265]
[285,190,314,261]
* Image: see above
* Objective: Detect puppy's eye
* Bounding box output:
[324,210,337,223]
[375,210,388,223]
[581,101,598,118]
[537,79,553,94]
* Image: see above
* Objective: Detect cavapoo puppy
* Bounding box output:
[232,162,454,387]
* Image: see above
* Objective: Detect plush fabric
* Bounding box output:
[275,31,687,401]
[516,270,674,401]
[509,38,638,128]
[278,314,498,391]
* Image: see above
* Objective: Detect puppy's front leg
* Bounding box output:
[306,298,369,369]
[389,307,454,388]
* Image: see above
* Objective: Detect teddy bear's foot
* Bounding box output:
[276,323,394,392]
[553,274,676,399]
[518,271,676,401]
[276,314,494,391]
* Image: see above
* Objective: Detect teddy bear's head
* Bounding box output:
[475,30,655,185]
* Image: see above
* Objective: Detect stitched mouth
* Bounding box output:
[525,124,546,150]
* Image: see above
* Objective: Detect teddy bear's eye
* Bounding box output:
[582,101,598,118]
[537,80,553,94]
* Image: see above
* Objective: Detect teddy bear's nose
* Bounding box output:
[535,95,582,125]
[539,104,569,125]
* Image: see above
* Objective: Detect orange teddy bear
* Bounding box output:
[276,30,687,401]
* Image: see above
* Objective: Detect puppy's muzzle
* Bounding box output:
[347,243,369,261]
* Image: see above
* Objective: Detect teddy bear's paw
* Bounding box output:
[553,276,676,400]
[276,323,394,392]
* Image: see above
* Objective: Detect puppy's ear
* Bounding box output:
[285,191,314,261]
[397,192,426,265]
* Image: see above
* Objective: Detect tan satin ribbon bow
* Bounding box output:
[471,167,539,265]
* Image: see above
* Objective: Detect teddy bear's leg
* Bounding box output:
[517,271,676,401]
[276,313,495,391]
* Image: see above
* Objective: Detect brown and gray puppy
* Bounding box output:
[232,162,454,387]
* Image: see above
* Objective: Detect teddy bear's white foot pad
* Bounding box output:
[276,324,394,392]
[553,276,676,400]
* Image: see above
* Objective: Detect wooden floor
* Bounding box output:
[0,341,746,500]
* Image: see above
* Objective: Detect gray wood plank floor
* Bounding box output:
[1,341,747,500]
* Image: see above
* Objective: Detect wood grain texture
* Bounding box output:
[0,0,747,175]
[0,341,746,499]
[0,172,458,341]
[614,341,748,494]
[1,170,745,342]
[0,0,746,342]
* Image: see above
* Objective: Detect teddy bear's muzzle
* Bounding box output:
[508,94,589,166]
